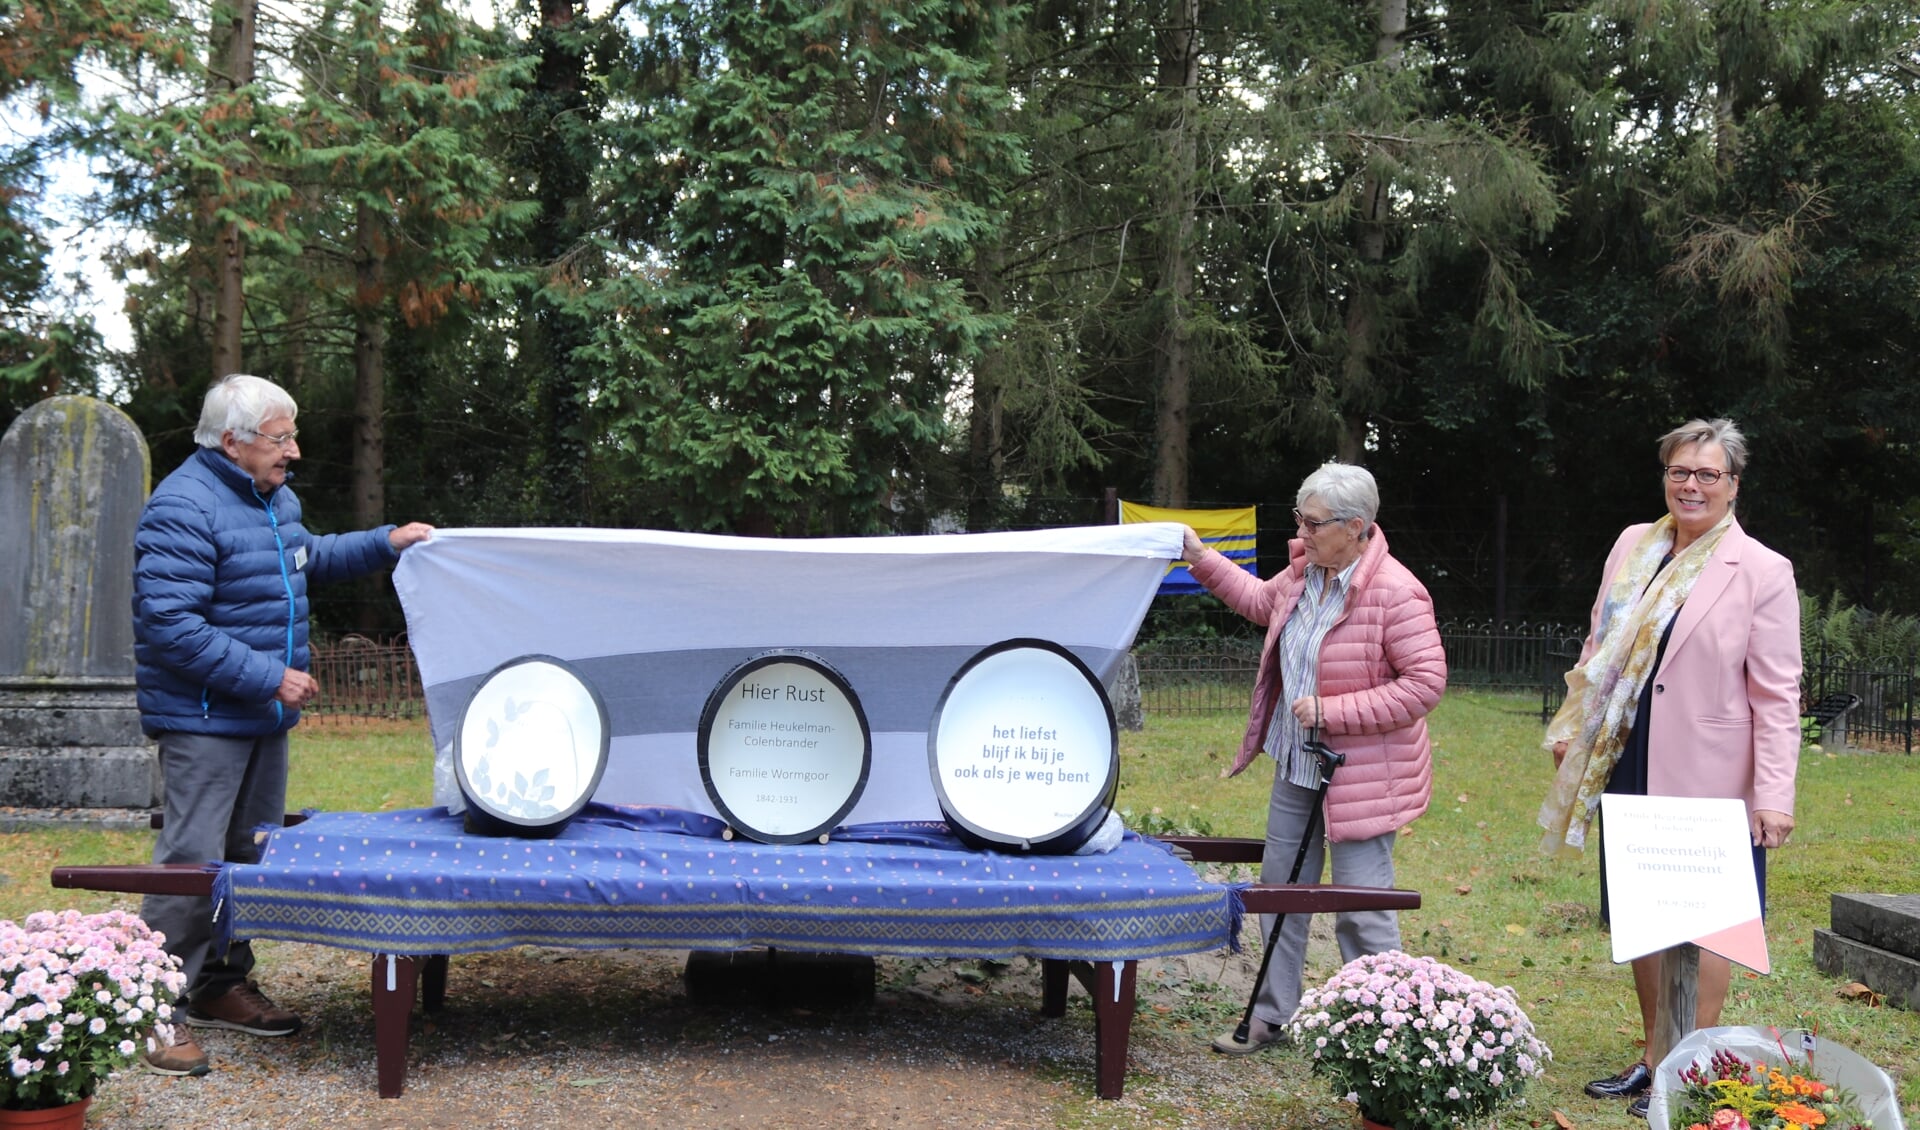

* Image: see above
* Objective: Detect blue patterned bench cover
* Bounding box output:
[214,805,1243,961]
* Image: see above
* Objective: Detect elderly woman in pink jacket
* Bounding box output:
[1181,462,1447,1055]
[1542,418,1800,1120]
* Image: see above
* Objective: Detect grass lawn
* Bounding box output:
[4,695,1916,1127]
[1106,689,1920,1126]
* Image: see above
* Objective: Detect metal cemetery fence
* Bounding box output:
[1133,621,1585,722]
[306,636,425,722]
[1803,649,1916,753]
[305,633,1914,752]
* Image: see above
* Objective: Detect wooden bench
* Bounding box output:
[53,833,1416,1101]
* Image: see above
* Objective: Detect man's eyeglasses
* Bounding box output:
[1292,509,1343,531]
[249,428,299,448]
[1663,465,1730,485]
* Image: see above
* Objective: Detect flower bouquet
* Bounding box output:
[1290,950,1551,1130]
[2,909,186,1112]
[1652,1026,1907,1130]
[1666,1047,1871,1129]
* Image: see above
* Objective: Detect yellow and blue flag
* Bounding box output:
[1118,501,1257,595]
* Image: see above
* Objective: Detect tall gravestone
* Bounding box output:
[0,396,159,808]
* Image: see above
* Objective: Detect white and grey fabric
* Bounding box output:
[394,524,1184,823]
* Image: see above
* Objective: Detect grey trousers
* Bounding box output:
[1251,774,1401,1029]
[141,730,289,1004]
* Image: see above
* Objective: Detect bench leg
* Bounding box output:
[1037,958,1136,1099]
[422,954,450,1013]
[1040,958,1069,1018]
[1091,960,1136,1100]
[371,954,419,1098]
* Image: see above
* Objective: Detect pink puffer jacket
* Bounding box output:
[1189,526,1447,842]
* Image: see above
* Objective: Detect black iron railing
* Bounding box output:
[1803,649,1915,753]
[1133,622,1585,721]
[301,634,1915,752]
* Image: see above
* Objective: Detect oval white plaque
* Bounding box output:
[927,639,1119,853]
[697,651,871,844]
[454,654,610,837]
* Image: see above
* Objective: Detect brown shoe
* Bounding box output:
[184,981,302,1037]
[144,1031,211,1076]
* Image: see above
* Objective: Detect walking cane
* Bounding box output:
[1228,734,1345,1047]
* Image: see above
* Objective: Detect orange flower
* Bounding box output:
[1775,1101,1825,1126]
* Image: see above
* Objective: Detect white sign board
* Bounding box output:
[1600,794,1769,973]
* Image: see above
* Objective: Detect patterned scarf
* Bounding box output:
[1537,511,1734,855]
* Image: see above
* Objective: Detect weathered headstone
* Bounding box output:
[1813,893,1920,1011]
[0,396,160,809]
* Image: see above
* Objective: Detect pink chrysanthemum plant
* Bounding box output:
[1290,950,1551,1130]
[2,909,186,1110]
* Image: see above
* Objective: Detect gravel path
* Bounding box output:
[89,936,1337,1130]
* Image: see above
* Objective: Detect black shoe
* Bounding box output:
[1628,1093,1650,1119]
[1584,1061,1651,1099]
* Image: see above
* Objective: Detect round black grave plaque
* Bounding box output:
[455,654,610,838]
[927,638,1119,853]
[697,651,872,844]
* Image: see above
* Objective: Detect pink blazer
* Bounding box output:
[1190,527,1447,842]
[1575,519,1801,816]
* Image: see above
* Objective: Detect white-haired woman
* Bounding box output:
[1543,418,1800,1119]
[1181,462,1447,1054]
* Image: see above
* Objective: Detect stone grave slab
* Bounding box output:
[1813,893,1920,1011]
[0,396,159,809]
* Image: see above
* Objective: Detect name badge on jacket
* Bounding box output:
[293,545,308,571]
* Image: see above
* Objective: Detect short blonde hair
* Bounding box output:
[1658,418,1747,476]
[194,374,298,448]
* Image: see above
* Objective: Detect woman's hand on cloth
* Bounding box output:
[1751,808,1794,848]
[1180,525,1206,563]
[1551,740,1568,768]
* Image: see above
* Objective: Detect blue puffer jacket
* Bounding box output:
[132,446,399,737]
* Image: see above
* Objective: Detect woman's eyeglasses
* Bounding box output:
[1292,509,1343,531]
[1663,465,1730,485]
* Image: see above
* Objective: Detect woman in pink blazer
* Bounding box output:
[1182,462,1447,1056]
[1542,418,1801,1119]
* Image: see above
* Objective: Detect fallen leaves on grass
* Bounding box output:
[1836,981,1883,1006]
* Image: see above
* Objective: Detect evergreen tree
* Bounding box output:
[587,0,1023,535]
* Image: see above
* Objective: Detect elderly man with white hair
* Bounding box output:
[131,374,433,1077]
[1180,461,1447,1055]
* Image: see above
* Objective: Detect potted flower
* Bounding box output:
[1290,950,1551,1130]
[3,909,186,1126]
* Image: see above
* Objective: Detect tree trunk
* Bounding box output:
[210,0,256,380]
[352,200,386,535]
[348,8,387,633]
[1336,0,1405,463]
[1149,0,1200,508]
[966,244,1006,532]
[530,0,591,522]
